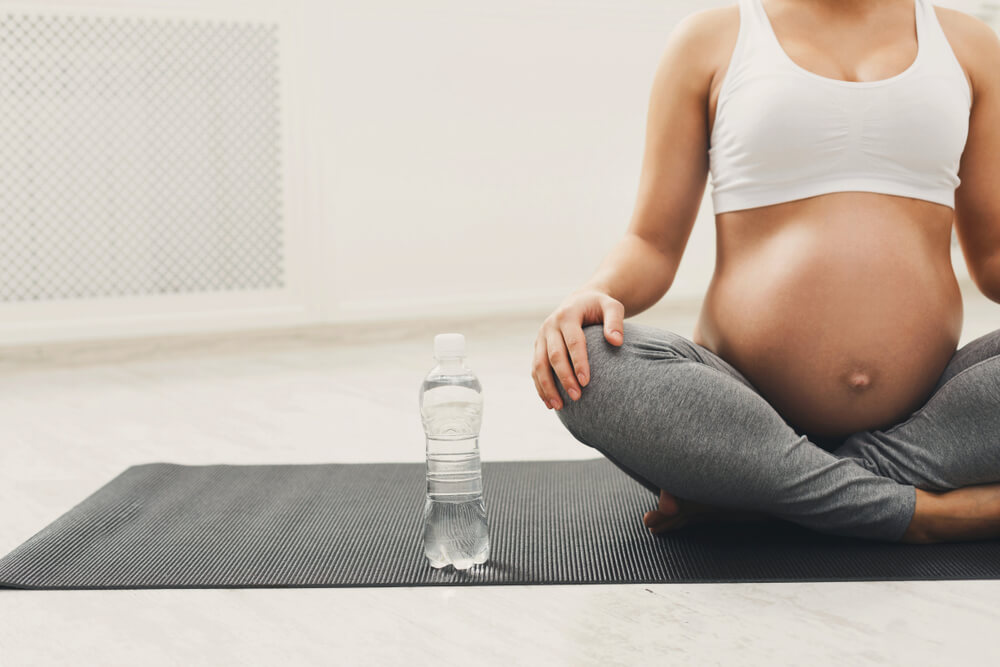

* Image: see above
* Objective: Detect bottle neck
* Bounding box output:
[436,356,466,372]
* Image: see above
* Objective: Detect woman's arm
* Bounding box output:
[531,8,731,411]
[576,8,726,317]
[948,9,1000,303]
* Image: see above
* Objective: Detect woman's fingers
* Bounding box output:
[602,297,625,346]
[532,290,625,411]
[545,324,582,404]
[558,319,589,388]
[532,334,562,409]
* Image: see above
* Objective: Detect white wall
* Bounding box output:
[314,0,727,324]
[0,0,986,345]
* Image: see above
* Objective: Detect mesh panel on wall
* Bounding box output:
[0,13,283,302]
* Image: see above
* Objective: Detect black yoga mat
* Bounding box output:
[1,458,998,589]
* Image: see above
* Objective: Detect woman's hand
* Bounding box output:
[531,289,625,410]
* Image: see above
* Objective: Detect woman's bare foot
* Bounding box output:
[901,484,1000,544]
[644,483,1000,542]
[642,489,772,535]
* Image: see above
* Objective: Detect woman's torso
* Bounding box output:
[691,0,973,438]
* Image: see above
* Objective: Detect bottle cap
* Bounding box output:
[434,333,466,359]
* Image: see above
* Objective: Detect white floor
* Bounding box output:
[1,285,999,666]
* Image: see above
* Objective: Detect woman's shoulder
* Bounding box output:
[669,4,740,54]
[662,5,741,92]
[934,5,999,106]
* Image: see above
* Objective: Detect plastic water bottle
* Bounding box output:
[419,332,490,570]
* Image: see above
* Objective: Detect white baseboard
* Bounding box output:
[0,275,981,350]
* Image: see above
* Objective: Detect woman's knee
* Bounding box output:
[553,322,690,438]
[551,324,615,417]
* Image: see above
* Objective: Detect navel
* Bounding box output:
[845,371,873,391]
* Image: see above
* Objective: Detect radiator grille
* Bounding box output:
[0,13,283,302]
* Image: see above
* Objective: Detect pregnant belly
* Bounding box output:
[693,225,963,438]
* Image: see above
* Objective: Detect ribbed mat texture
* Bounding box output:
[1,459,998,589]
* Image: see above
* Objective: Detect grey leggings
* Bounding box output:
[552,321,1000,542]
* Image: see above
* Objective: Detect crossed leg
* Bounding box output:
[551,322,1000,542]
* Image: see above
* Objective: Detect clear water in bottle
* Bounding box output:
[420,333,490,570]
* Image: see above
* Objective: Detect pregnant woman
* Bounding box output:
[531,0,1000,544]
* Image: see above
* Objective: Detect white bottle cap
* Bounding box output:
[434,333,466,359]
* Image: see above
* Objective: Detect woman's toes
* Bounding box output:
[643,509,687,533]
[643,510,668,529]
[657,489,682,516]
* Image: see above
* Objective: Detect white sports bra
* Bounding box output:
[708,0,971,214]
